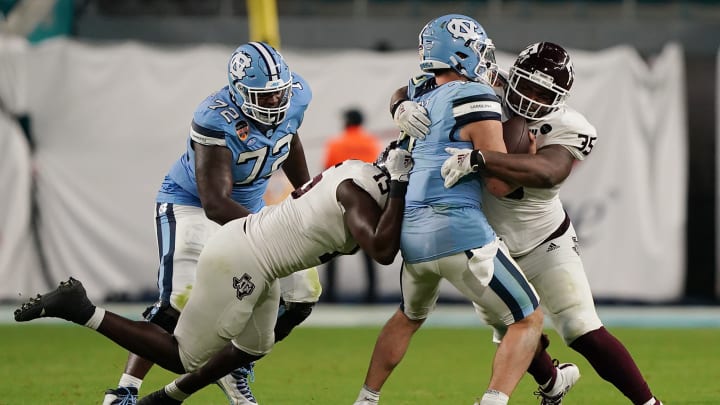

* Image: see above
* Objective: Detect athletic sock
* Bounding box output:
[528,334,555,386]
[479,389,509,405]
[118,373,143,389]
[570,327,653,404]
[531,353,557,389]
[84,307,105,330]
[356,385,380,403]
[165,380,190,401]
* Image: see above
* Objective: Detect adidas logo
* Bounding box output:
[546,242,560,252]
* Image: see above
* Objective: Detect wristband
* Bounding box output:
[389,180,408,198]
[390,98,407,117]
[470,150,486,172]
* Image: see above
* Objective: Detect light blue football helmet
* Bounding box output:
[417,14,497,83]
[227,42,293,125]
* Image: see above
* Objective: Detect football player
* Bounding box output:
[354,15,543,405]
[103,42,321,405]
[439,42,663,405]
[14,145,413,404]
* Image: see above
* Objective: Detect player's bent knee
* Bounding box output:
[551,306,603,344]
[399,306,428,326]
[524,307,545,329]
[143,302,181,334]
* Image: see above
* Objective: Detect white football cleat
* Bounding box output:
[216,364,258,404]
[535,362,580,405]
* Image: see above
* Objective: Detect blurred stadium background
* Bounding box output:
[0,0,719,315]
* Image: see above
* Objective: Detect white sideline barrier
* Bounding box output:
[0,38,686,302]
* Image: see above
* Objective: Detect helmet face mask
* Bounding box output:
[418,14,498,84]
[234,84,292,125]
[505,42,574,120]
[228,42,293,126]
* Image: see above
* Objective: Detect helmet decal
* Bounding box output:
[229,51,252,81]
[417,14,496,83]
[445,18,481,42]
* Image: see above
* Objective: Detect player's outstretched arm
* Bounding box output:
[339,149,412,265]
[441,144,575,189]
[480,145,574,188]
[195,142,251,224]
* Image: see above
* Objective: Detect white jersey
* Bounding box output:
[175,160,390,369]
[483,106,597,256]
[244,160,390,278]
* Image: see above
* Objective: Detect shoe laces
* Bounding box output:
[533,390,563,405]
[230,366,256,401]
[237,363,256,383]
[108,387,138,405]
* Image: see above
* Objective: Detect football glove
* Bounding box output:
[385,148,413,182]
[440,147,485,188]
[393,100,430,140]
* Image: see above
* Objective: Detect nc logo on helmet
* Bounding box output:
[229,51,252,81]
[446,18,480,42]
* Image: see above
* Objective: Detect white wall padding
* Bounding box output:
[4,39,687,302]
[717,44,720,298]
[0,35,29,114]
[0,112,41,300]
[559,44,687,301]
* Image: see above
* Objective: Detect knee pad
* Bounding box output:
[143,302,181,334]
[274,300,315,342]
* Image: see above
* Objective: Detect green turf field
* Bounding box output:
[1,324,718,404]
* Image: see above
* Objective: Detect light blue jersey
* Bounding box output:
[401,75,502,263]
[157,74,312,213]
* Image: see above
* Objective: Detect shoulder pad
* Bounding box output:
[192,88,233,133]
[408,73,437,99]
[290,73,312,107]
[533,106,597,159]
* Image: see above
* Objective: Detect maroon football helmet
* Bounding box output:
[505,42,574,120]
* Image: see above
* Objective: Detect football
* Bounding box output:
[502,116,531,154]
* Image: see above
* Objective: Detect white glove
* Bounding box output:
[385,148,413,182]
[393,100,430,140]
[440,147,484,188]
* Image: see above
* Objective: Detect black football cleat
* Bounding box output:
[103,386,139,405]
[14,277,96,324]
